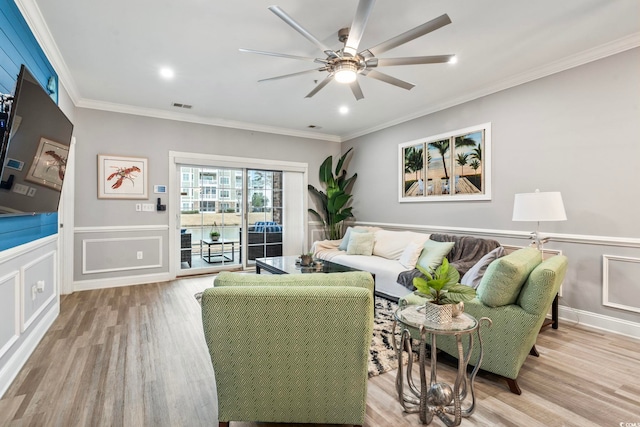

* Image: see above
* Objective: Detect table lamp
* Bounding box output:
[512,189,567,251]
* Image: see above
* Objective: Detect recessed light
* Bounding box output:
[339,106,349,115]
[160,67,175,79]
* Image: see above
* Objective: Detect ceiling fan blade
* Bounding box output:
[365,14,451,57]
[268,6,338,58]
[350,80,364,100]
[373,55,454,67]
[344,0,376,57]
[305,75,333,98]
[239,48,327,63]
[361,69,414,90]
[259,68,326,83]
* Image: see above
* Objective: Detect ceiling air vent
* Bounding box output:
[172,102,193,109]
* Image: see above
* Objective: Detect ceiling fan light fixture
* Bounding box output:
[334,61,358,84]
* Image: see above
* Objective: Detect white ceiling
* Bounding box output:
[20,0,640,142]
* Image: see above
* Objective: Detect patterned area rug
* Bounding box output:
[194,292,408,378]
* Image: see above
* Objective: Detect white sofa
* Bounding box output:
[312,227,431,299]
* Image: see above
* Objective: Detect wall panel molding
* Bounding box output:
[75,225,169,234]
[82,236,162,274]
[602,255,640,314]
[0,271,20,360]
[20,250,56,332]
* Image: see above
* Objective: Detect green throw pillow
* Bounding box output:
[416,240,455,272]
[346,232,375,256]
[338,226,366,251]
[476,247,542,307]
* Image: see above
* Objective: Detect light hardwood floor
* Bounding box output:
[1,275,639,427]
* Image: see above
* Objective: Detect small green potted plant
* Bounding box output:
[412,258,476,323]
[300,252,313,267]
[209,222,221,241]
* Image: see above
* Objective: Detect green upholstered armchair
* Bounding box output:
[400,249,568,395]
[201,271,374,427]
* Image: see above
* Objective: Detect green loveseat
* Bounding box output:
[201,271,374,427]
[400,248,568,394]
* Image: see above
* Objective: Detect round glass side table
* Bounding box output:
[393,304,492,426]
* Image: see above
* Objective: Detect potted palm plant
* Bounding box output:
[412,258,476,324]
[308,147,357,240]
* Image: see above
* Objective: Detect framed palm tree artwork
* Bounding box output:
[398,123,491,202]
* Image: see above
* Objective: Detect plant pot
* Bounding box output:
[300,255,313,266]
[424,301,453,324]
[210,235,219,241]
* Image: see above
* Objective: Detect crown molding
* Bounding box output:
[76,98,341,142]
[13,0,640,144]
[342,33,640,141]
[14,0,81,105]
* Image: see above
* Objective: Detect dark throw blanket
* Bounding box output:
[397,233,501,291]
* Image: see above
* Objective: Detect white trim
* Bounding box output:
[74,225,169,233]
[342,33,640,141]
[0,302,58,399]
[0,271,20,360]
[602,255,640,314]
[558,305,640,340]
[20,251,57,332]
[0,235,58,264]
[76,99,341,143]
[354,221,640,249]
[13,0,640,143]
[73,272,174,292]
[82,237,163,274]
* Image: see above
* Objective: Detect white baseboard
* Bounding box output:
[0,302,59,399]
[559,305,640,340]
[73,272,174,292]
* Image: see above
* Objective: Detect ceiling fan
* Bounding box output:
[240,0,455,100]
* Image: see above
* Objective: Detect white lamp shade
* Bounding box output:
[512,191,567,222]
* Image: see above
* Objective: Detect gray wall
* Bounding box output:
[71,108,339,283]
[344,48,640,326]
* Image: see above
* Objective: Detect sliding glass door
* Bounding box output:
[246,169,283,265]
[179,166,243,272]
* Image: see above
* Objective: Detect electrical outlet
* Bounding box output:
[36,280,45,292]
[13,183,28,195]
[137,251,143,260]
[135,203,142,212]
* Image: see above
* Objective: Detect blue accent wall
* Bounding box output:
[0,0,60,250]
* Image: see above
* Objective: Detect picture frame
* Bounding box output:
[25,137,69,191]
[398,123,491,202]
[97,154,148,199]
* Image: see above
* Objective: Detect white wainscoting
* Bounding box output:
[0,271,19,360]
[82,236,162,274]
[602,255,640,314]
[0,236,59,398]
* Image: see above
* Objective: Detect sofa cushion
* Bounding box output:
[476,247,542,307]
[416,240,455,272]
[373,230,430,260]
[461,246,505,289]
[347,232,375,256]
[338,227,366,251]
[398,241,424,269]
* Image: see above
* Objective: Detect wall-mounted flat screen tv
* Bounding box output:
[0,65,74,216]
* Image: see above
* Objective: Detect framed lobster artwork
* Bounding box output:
[97,154,148,199]
[26,137,69,191]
